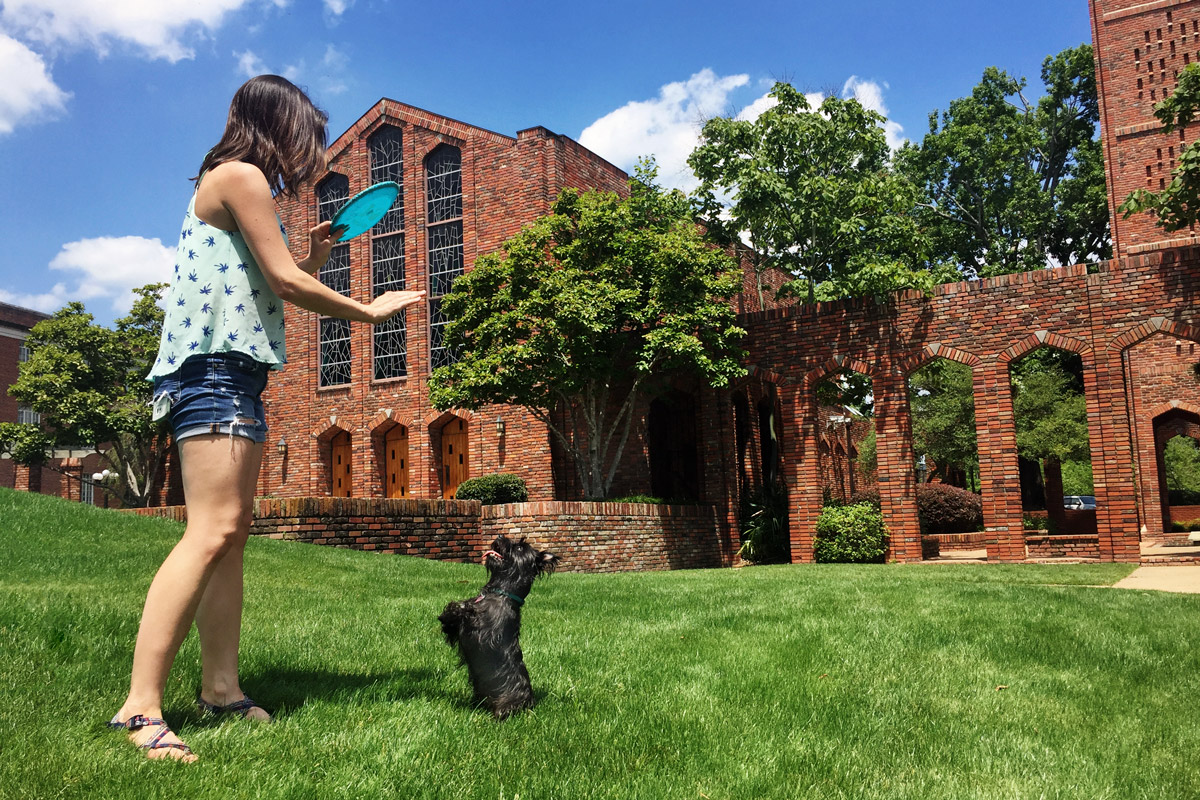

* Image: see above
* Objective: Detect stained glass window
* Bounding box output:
[316,174,350,297]
[426,146,463,369]
[319,317,352,387]
[370,126,407,380]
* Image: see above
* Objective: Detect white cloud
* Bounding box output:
[235,49,269,79]
[44,236,175,314]
[579,69,755,192]
[842,75,905,150]
[0,32,70,134]
[0,282,71,314]
[1,0,255,62]
[324,0,353,16]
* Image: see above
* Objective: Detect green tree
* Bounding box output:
[896,44,1110,278]
[0,285,170,507]
[909,359,979,488]
[689,82,943,305]
[1119,62,1200,229]
[1010,358,1090,465]
[428,164,746,500]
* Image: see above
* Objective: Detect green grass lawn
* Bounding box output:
[1,487,1197,800]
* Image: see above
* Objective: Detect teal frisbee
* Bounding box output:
[330,181,400,242]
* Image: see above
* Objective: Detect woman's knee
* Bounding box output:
[181,518,250,562]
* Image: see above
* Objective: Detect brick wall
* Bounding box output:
[1026,534,1102,560]
[481,501,727,573]
[0,302,49,490]
[127,497,728,573]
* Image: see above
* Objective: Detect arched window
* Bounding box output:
[369,127,407,380]
[425,145,463,370]
[316,173,352,387]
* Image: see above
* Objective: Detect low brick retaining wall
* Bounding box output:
[1025,533,1101,560]
[127,497,727,573]
[931,532,992,551]
[482,501,726,573]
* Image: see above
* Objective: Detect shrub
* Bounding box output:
[916,483,983,534]
[849,487,880,509]
[453,473,528,504]
[739,481,790,564]
[814,502,888,563]
[608,495,664,504]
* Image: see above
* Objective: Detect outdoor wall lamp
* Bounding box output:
[276,437,288,458]
[495,417,506,437]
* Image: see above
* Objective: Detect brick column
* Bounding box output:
[14,463,41,494]
[784,383,822,563]
[1088,345,1142,562]
[973,360,1025,561]
[874,362,922,562]
[699,388,740,566]
[60,458,83,502]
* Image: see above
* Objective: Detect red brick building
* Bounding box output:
[0,302,48,490]
[259,101,635,503]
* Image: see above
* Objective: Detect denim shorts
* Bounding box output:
[152,353,270,444]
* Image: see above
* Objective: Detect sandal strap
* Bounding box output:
[107,714,168,732]
[196,692,262,717]
[141,724,192,754]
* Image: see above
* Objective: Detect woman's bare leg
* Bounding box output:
[112,434,263,759]
[194,438,270,720]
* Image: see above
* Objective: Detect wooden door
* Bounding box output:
[442,418,469,499]
[331,431,352,497]
[385,426,409,498]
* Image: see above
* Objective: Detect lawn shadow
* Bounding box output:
[242,666,472,717]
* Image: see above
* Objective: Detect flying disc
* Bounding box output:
[330,181,400,242]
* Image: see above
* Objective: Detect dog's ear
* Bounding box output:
[538,550,559,576]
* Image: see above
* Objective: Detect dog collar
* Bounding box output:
[484,588,525,606]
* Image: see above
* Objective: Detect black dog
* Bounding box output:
[439,535,558,718]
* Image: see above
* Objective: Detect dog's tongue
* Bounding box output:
[482,549,503,564]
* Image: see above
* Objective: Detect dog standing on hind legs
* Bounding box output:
[439,536,558,719]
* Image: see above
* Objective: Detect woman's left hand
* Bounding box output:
[301,220,344,273]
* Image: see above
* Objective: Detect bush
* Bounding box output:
[609,495,664,504]
[849,487,880,509]
[814,502,888,563]
[453,473,528,504]
[916,483,983,534]
[739,481,790,564]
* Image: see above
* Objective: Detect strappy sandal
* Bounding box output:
[195,692,270,721]
[107,714,194,760]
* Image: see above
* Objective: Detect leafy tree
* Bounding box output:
[428,163,746,500]
[1164,435,1200,496]
[689,82,944,305]
[908,359,979,488]
[1119,62,1200,230]
[0,285,170,507]
[896,44,1110,278]
[1010,356,1090,465]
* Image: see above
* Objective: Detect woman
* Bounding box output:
[108,75,424,761]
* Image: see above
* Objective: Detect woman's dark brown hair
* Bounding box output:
[195,75,329,198]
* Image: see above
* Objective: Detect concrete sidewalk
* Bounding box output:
[1113,566,1200,594]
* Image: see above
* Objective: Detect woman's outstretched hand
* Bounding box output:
[366,289,426,324]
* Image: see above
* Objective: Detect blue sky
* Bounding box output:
[0,0,1093,326]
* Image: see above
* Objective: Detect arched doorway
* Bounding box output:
[331,431,352,497]
[385,425,409,498]
[441,416,469,499]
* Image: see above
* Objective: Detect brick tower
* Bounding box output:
[1091,0,1200,256]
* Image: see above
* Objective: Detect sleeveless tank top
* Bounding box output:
[148,184,288,378]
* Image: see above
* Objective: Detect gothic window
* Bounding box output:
[319,317,352,387]
[426,146,463,369]
[316,173,350,296]
[316,174,351,386]
[369,126,407,380]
